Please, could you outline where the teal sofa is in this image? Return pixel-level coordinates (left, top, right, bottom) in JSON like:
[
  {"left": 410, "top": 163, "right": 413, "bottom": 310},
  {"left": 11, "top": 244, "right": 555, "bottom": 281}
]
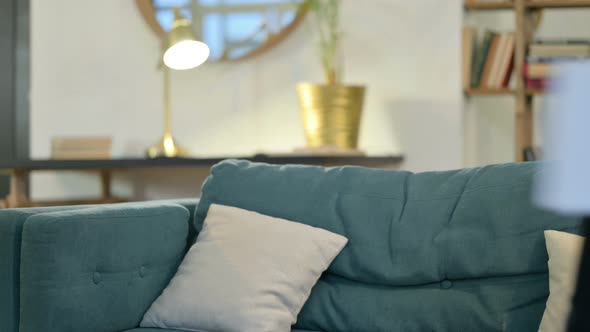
[{"left": 0, "top": 160, "right": 583, "bottom": 332}]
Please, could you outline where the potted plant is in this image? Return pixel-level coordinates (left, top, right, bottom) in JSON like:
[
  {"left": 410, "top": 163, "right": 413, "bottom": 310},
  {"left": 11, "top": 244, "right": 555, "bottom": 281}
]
[{"left": 297, "top": 0, "right": 366, "bottom": 150}]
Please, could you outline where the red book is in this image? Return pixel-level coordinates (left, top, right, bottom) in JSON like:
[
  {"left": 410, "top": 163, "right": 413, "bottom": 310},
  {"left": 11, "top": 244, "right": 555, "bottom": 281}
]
[
  {"left": 526, "top": 78, "right": 546, "bottom": 89},
  {"left": 498, "top": 33, "right": 515, "bottom": 88},
  {"left": 502, "top": 54, "right": 514, "bottom": 87}
]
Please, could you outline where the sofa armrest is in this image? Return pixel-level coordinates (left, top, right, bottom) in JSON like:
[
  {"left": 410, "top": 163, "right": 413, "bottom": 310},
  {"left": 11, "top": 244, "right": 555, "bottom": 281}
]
[
  {"left": 1, "top": 205, "right": 100, "bottom": 332},
  {"left": 19, "top": 203, "right": 189, "bottom": 332}
]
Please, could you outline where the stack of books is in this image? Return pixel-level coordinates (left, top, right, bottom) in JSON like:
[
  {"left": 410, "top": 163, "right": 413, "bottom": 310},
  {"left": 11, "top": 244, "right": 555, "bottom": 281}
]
[
  {"left": 464, "top": 28, "right": 516, "bottom": 90},
  {"left": 526, "top": 39, "right": 590, "bottom": 90},
  {"left": 51, "top": 137, "right": 112, "bottom": 160}
]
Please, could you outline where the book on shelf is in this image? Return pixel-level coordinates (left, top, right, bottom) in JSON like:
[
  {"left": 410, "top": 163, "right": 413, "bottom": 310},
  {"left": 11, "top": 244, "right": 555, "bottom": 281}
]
[
  {"left": 524, "top": 62, "right": 551, "bottom": 79},
  {"left": 470, "top": 30, "right": 495, "bottom": 88},
  {"left": 462, "top": 27, "right": 477, "bottom": 90},
  {"left": 529, "top": 43, "right": 590, "bottom": 58},
  {"left": 498, "top": 33, "right": 515, "bottom": 87},
  {"left": 525, "top": 40, "right": 590, "bottom": 87},
  {"left": 468, "top": 30, "right": 514, "bottom": 89},
  {"left": 486, "top": 32, "right": 515, "bottom": 88},
  {"left": 480, "top": 33, "right": 500, "bottom": 87}
]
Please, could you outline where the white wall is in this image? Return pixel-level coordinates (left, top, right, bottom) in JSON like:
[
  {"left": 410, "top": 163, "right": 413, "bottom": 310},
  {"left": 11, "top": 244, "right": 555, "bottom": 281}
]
[
  {"left": 464, "top": 8, "right": 590, "bottom": 167},
  {"left": 30, "top": 0, "right": 463, "bottom": 200}
]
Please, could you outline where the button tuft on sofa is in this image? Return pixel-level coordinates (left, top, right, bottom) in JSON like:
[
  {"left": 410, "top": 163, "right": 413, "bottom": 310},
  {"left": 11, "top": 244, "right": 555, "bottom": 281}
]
[
  {"left": 93, "top": 272, "right": 101, "bottom": 285},
  {"left": 440, "top": 279, "right": 453, "bottom": 289},
  {"left": 139, "top": 266, "right": 147, "bottom": 278}
]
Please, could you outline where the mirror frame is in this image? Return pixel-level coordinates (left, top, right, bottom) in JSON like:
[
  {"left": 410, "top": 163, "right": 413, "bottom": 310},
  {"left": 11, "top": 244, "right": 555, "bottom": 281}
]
[{"left": 135, "top": 0, "right": 309, "bottom": 62}]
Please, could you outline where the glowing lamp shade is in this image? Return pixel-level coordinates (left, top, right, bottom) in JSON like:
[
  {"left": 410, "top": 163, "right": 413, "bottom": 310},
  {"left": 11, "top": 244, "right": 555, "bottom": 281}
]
[
  {"left": 163, "top": 7, "right": 209, "bottom": 70},
  {"left": 163, "top": 40, "right": 209, "bottom": 70}
]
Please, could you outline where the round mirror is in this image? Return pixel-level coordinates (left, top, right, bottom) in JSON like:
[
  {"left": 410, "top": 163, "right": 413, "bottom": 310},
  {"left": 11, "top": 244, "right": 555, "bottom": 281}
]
[{"left": 136, "top": 0, "right": 308, "bottom": 62}]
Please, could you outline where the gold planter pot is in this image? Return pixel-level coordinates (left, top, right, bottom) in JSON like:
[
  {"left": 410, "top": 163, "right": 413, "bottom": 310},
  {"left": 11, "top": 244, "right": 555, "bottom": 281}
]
[{"left": 297, "top": 83, "right": 366, "bottom": 149}]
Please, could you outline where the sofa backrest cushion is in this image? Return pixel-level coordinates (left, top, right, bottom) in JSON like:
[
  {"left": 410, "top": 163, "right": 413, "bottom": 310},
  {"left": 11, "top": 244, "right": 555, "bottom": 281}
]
[{"left": 195, "top": 160, "right": 582, "bottom": 332}]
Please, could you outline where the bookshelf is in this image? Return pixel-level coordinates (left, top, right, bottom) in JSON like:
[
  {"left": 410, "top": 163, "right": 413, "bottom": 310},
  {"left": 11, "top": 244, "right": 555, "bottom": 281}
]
[
  {"left": 527, "top": 0, "right": 590, "bottom": 9},
  {"left": 464, "top": 0, "right": 590, "bottom": 161},
  {"left": 465, "top": 2, "right": 514, "bottom": 9},
  {"left": 465, "top": 0, "right": 590, "bottom": 10},
  {"left": 526, "top": 88, "right": 545, "bottom": 95},
  {"left": 465, "top": 88, "right": 515, "bottom": 95}
]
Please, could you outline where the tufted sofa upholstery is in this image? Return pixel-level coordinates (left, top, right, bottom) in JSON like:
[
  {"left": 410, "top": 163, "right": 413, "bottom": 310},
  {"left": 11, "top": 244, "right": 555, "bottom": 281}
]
[
  {"left": 195, "top": 160, "right": 583, "bottom": 331},
  {"left": 0, "top": 200, "right": 197, "bottom": 332},
  {"left": 0, "top": 160, "right": 583, "bottom": 332}
]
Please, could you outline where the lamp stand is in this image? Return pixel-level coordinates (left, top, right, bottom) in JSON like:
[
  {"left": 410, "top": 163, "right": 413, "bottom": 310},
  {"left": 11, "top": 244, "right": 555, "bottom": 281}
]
[{"left": 147, "top": 65, "right": 188, "bottom": 158}]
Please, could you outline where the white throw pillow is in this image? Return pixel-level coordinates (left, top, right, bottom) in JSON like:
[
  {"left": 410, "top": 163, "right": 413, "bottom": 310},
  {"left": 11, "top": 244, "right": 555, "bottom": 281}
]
[
  {"left": 141, "top": 204, "right": 348, "bottom": 332},
  {"left": 539, "top": 230, "right": 586, "bottom": 332}
]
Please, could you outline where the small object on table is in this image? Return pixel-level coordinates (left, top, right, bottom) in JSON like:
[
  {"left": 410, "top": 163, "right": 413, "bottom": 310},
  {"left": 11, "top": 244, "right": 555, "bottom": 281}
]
[
  {"left": 51, "top": 136, "right": 112, "bottom": 160},
  {"left": 292, "top": 146, "right": 366, "bottom": 156}
]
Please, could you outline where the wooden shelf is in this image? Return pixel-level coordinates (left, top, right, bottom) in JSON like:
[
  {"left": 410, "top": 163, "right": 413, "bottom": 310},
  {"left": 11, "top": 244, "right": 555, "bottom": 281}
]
[
  {"left": 526, "top": 89, "right": 545, "bottom": 95},
  {"left": 465, "top": 1, "right": 590, "bottom": 10},
  {"left": 527, "top": 0, "right": 590, "bottom": 8},
  {"left": 466, "top": 88, "right": 546, "bottom": 96},
  {"left": 464, "top": 1, "right": 514, "bottom": 10},
  {"left": 465, "top": 88, "right": 516, "bottom": 96}
]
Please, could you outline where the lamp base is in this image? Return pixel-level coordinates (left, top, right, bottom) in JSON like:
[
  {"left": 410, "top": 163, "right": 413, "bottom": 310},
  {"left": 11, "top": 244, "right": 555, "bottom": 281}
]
[{"left": 146, "top": 133, "right": 188, "bottom": 158}]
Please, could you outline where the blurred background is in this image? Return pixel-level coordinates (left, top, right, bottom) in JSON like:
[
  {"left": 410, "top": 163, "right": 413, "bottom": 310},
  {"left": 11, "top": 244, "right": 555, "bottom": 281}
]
[{"left": 1, "top": 0, "right": 589, "bottom": 206}]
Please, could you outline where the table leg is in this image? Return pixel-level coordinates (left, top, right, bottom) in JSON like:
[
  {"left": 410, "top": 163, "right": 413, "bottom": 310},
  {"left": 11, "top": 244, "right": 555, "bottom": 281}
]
[
  {"left": 100, "top": 170, "right": 112, "bottom": 201},
  {"left": 6, "top": 169, "right": 30, "bottom": 208}
]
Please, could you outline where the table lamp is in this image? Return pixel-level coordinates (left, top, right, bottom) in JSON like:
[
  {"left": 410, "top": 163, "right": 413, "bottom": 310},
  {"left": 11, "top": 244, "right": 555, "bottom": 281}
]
[
  {"left": 147, "top": 7, "right": 210, "bottom": 158},
  {"left": 534, "top": 61, "right": 590, "bottom": 331}
]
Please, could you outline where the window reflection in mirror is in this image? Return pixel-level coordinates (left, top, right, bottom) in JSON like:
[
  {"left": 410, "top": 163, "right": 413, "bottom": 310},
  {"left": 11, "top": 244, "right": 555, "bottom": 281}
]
[{"left": 152, "top": 0, "right": 305, "bottom": 61}]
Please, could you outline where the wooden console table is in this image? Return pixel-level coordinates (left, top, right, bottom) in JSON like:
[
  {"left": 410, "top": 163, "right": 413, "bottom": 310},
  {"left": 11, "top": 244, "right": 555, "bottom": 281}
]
[{"left": 0, "top": 155, "right": 403, "bottom": 208}]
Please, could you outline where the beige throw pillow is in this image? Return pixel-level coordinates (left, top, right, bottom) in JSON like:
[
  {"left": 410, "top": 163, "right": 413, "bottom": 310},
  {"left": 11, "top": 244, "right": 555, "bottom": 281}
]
[
  {"left": 539, "top": 230, "right": 586, "bottom": 332},
  {"left": 141, "top": 204, "right": 348, "bottom": 332}
]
